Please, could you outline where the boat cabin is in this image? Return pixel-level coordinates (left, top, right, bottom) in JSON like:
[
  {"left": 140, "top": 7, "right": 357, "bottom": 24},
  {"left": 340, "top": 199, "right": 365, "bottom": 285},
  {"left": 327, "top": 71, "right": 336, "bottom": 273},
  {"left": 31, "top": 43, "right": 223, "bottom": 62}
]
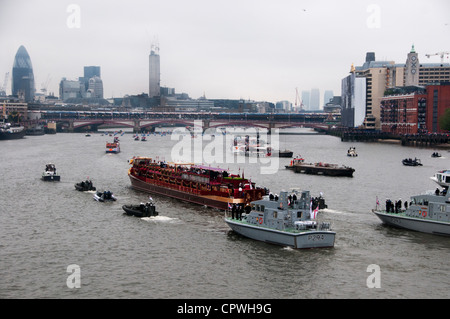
[{"left": 245, "top": 191, "right": 329, "bottom": 231}]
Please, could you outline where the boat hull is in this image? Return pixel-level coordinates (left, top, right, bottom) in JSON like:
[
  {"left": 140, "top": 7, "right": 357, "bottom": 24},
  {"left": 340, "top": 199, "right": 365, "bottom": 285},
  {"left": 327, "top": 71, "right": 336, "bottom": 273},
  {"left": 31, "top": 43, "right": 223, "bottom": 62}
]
[
  {"left": 278, "top": 151, "right": 293, "bottom": 158},
  {"left": 372, "top": 210, "right": 450, "bottom": 236},
  {"left": 122, "top": 205, "right": 158, "bottom": 217},
  {"left": 294, "top": 164, "right": 354, "bottom": 177},
  {"left": 225, "top": 218, "right": 335, "bottom": 248},
  {"left": 42, "top": 175, "right": 60, "bottom": 181},
  {"left": 129, "top": 173, "right": 240, "bottom": 210},
  {"left": 0, "top": 128, "right": 26, "bottom": 140}
]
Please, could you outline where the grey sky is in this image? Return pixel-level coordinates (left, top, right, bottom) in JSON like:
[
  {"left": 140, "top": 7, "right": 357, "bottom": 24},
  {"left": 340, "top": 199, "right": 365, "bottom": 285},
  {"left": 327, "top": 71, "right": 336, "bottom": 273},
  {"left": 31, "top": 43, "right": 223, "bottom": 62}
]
[{"left": 1, "top": 0, "right": 449, "bottom": 105}]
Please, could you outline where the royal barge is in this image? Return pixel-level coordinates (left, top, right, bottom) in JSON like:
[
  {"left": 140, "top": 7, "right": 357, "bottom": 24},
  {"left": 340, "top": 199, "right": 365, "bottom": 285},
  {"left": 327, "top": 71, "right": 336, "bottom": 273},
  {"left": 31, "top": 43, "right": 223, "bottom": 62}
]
[{"left": 128, "top": 157, "right": 268, "bottom": 210}]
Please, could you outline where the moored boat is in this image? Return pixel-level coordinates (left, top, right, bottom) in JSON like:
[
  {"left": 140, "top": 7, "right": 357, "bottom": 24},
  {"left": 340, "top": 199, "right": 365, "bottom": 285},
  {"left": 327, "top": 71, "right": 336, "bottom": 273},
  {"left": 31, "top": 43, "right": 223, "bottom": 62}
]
[
  {"left": 0, "top": 122, "right": 26, "bottom": 140},
  {"left": 225, "top": 190, "right": 335, "bottom": 248},
  {"left": 128, "top": 157, "right": 268, "bottom": 210},
  {"left": 293, "top": 162, "right": 355, "bottom": 177},
  {"left": 42, "top": 163, "right": 60, "bottom": 181}
]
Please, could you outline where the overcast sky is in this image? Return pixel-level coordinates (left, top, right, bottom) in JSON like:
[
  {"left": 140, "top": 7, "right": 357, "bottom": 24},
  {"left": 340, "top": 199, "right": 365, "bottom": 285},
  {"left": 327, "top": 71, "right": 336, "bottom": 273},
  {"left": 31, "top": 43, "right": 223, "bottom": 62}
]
[{"left": 1, "top": 0, "right": 449, "bottom": 105}]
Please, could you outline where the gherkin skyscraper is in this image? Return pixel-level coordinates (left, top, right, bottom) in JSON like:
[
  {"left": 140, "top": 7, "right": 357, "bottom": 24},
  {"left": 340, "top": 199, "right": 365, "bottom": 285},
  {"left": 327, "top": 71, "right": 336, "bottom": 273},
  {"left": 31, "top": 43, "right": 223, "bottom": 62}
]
[{"left": 12, "top": 45, "right": 35, "bottom": 102}]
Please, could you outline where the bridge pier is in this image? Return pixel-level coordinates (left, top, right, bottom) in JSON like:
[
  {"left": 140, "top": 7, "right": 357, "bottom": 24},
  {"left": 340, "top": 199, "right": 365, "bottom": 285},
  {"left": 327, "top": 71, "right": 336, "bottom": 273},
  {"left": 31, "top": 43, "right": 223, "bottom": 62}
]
[
  {"left": 68, "top": 119, "right": 74, "bottom": 133},
  {"left": 133, "top": 119, "right": 140, "bottom": 133}
]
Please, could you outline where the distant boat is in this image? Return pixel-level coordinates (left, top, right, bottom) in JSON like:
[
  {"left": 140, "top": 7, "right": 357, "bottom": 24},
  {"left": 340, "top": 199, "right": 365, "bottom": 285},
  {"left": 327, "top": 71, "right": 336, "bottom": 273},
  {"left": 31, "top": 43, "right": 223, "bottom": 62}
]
[
  {"left": 431, "top": 152, "right": 442, "bottom": 158},
  {"left": 106, "top": 141, "right": 120, "bottom": 153},
  {"left": 294, "top": 162, "right": 355, "bottom": 177},
  {"left": 93, "top": 190, "right": 117, "bottom": 202},
  {"left": 402, "top": 158, "right": 422, "bottom": 166},
  {"left": 42, "top": 163, "right": 60, "bottom": 181},
  {"left": 347, "top": 147, "right": 358, "bottom": 157},
  {"left": 0, "top": 122, "right": 26, "bottom": 140},
  {"left": 285, "top": 156, "right": 305, "bottom": 170}
]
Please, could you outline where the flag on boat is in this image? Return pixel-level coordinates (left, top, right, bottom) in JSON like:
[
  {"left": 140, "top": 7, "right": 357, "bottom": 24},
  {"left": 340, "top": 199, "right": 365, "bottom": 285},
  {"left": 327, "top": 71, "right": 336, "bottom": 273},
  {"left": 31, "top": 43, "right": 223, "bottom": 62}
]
[{"left": 310, "top": 200, "right": 319, "bottom": 219}]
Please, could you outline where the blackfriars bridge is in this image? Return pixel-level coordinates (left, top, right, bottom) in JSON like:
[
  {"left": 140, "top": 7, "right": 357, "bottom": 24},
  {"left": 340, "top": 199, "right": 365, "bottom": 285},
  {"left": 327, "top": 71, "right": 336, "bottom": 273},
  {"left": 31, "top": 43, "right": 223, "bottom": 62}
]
[{"left": 38, "top": 111, "right": 337, "bottom": 133}]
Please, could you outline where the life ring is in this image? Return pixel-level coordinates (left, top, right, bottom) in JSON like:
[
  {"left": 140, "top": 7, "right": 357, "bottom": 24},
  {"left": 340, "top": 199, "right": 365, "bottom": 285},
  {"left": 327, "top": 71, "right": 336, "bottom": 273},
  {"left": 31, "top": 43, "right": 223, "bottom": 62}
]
[
  {"left": 259, "top": 218, "right": 263, "bottom": 224},
  {"left": 422, "top": 211, "right": 427, "bottom": 218}
]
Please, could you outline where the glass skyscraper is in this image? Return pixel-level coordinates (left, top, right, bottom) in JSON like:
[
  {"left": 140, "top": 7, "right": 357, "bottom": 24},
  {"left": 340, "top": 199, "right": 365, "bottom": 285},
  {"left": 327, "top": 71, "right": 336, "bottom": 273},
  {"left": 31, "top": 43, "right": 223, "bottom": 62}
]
[{"left": 12, "top": 45, "right": 35, "bottom": 102}]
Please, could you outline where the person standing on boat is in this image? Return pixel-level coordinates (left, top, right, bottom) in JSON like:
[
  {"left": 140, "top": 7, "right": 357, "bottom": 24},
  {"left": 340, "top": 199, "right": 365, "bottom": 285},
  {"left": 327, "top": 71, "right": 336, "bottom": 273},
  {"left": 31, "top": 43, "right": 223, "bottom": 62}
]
[{"left": 231, "top": 204, "right": 236, "bottom": 219}]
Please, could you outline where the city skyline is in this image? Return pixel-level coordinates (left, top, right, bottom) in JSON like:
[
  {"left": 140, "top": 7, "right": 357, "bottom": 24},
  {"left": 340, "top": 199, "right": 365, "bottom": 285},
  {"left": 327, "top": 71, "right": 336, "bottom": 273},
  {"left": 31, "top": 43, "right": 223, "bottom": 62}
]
[{"left": 1, "top": 0, "right": 449, "bottom": 104}]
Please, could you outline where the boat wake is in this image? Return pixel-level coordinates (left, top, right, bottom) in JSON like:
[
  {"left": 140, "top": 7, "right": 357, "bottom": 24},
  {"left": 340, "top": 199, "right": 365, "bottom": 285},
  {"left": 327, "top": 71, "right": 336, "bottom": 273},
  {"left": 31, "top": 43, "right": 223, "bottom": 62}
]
[
  {"left": 321, "top": 208, "right": 353, "bottom": 216},
  {"left": 141, "top": 216, "right": 180, "bottom": 223}
]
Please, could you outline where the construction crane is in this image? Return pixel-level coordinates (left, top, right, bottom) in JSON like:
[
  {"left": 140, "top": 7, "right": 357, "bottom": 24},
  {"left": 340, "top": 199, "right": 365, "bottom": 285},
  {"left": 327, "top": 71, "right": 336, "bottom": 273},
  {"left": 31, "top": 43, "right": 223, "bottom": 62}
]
[
  {"left": 295, "top": 88, "right": 303, "bottom": 111},
  {"left": 0, "top": 72, "right": 9, "bottom": 96},
  {"left": 40, "top": 74, "right": 51, "bottom": 95},
  {"left": 425, "top": 52, "right": 450, "bottom": 63}
]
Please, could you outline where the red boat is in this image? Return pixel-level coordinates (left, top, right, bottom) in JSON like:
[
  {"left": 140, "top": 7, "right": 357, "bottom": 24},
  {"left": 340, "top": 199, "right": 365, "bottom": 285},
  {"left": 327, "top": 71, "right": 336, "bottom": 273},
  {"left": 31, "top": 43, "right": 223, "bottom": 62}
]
[{"left": 128, "top": 157, "right": 268, "bottom": 210}]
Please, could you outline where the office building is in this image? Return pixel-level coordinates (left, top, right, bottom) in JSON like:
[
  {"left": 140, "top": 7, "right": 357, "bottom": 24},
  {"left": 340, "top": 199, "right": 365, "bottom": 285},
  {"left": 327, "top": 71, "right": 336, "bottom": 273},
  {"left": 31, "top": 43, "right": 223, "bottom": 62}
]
[
  {"left": 59, "top": 78, "right": 84, "bottom": 101},
  {"left": 380, "top": 84, "right": 450, "bottom": 134},
  {"left": 149, "top": 46, "right": 161, "bottom": 98},
  {"left": 310, "top": 88, "right": 320, "bottom": 110},
  {"left": 81, "top": 66, "right": 101, "bottom": 91},
  {"left": 88, "top": 76, "right": 103, "bottom": 99},
  {"left": 12, "top": 45, "right": 35, "bottom": 102},
  {"left": 341, "top": 70, "right": 366, "bottom": 128},
  {"left": 301, "top": 91, "right": 310, "bottom": 110},
  {"left": 324, "top": 90, "right": 334, "bottom": 105}
]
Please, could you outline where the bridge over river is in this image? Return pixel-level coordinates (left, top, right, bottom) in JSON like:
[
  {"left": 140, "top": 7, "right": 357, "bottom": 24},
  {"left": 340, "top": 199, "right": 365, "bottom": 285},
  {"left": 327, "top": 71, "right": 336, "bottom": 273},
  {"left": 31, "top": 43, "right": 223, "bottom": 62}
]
[{"left": 37, "top": 111, "right": 337, "bottom": 133}]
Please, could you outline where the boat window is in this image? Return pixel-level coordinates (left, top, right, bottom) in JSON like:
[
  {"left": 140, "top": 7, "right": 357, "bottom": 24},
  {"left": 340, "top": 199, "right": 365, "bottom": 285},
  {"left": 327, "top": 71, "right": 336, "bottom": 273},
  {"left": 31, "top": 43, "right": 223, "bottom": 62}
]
[
  {"left": 273, "top": 212, "right": 277, "bottom": 219},
  {"left": 440, "top": 205, "right": 446, "bottom": 212},
  {"left": 255, "top": 205, "right": 260, "bottom": 211},
  {"left": 297, "top": 211, "right": 302, "bottom": 218},
  {"left": 260, "top": 205, "right": 265, "bottom": 212},
  {"left": 446, "top": 176, "right": 450, "bottom": 183},
  {"left": 251, "top": 204, "right": 256, "bottom": 211}
]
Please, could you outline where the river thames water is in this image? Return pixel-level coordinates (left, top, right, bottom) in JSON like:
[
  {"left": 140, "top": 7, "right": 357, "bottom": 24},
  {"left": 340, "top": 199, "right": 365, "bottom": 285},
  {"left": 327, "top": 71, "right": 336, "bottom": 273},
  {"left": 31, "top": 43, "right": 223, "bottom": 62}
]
[{"left": 0, "top": 128, "right": 449, "bottom": 300}]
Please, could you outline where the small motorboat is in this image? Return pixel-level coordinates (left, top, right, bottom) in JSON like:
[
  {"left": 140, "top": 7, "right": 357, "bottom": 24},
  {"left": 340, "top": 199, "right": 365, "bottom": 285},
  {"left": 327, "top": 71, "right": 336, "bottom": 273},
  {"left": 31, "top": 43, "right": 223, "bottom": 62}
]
[
  {"left": 93, "top": 190, "right": 117, "bottom": 202},
  {"left": 431, "top": 152, "right": 442, "bottom": 158},
  {"left": 347, "top": 147, "right": 358, "bottom": 157},
  {"left": 42, "top": 163, "right": 60, "bottom": 181},
  {"left": 402, "top": 158, "right": 423, "bottom": 166},
  {"left": 277, "top": 149, "right": 293, "bottom": 157},
  {"left": 75, "top": 179, "right": 96, "bottom": 192},
  {"left": 122, "top": 200, "right": 158, "bottom": 217}
]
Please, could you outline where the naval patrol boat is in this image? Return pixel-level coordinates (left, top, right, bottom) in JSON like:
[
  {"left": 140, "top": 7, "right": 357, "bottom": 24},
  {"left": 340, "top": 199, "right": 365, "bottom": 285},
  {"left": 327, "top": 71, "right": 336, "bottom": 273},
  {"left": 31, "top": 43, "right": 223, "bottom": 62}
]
[
  {"left": 225, "top": 190, "right": 335, "bottom": 249},
  {"left": 372, "top": 170, "right": 450, "bottom": 236}
]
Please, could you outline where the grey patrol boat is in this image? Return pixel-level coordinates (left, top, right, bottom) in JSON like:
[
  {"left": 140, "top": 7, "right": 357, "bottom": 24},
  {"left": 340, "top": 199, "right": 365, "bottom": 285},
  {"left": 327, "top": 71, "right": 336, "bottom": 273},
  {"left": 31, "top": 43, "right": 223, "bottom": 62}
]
[
  {"left": 372, "top": 171, "right": 450, "bottom": 236},
  {"left": 225, "top": 190, "right": 335, "bottom": 249}
]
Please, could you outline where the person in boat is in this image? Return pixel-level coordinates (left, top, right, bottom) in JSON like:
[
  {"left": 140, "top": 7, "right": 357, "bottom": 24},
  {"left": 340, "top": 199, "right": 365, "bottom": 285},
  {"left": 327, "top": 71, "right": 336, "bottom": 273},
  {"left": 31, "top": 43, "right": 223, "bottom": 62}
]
[{"left": 231, "top": 204, "right": 237, "bottom": 219}]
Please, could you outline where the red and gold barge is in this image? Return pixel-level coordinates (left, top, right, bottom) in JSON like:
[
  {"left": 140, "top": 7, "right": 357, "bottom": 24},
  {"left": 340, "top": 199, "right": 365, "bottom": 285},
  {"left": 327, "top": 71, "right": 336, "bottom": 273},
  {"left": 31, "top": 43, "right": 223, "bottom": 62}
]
[{"left": 128, "top": 157, "right": 267, "bottom": 210}]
